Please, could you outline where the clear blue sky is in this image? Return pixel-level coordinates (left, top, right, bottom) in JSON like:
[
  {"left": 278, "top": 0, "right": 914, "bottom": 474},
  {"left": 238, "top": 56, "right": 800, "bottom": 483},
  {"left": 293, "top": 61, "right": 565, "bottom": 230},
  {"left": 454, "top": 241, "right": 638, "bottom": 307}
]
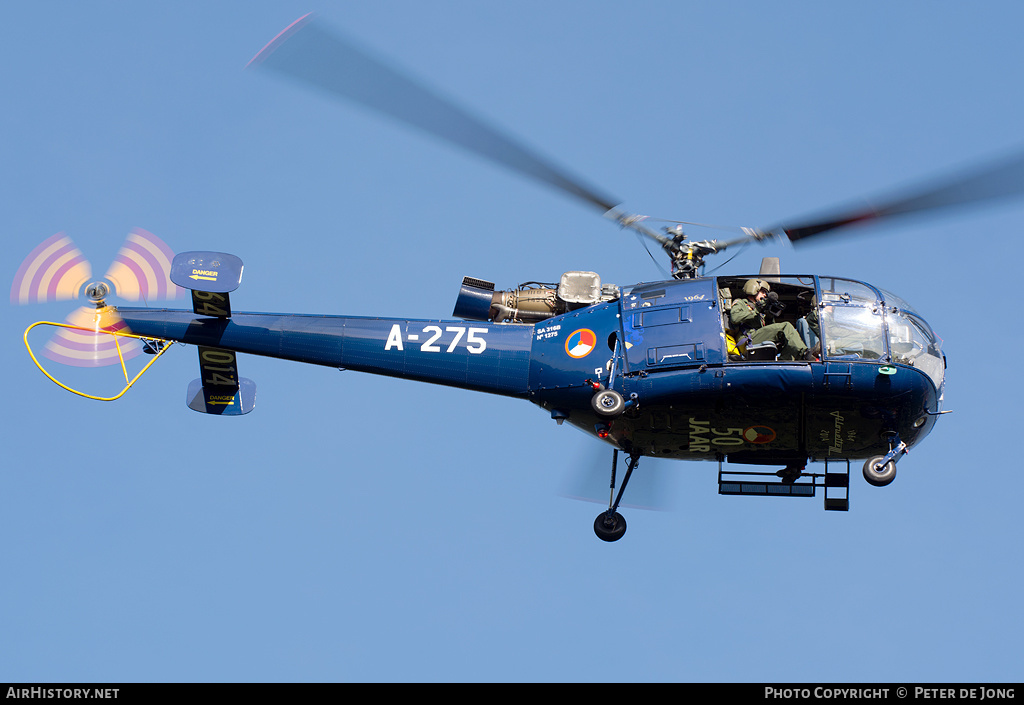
[{"left": 3, "top": 1, "right": 1022, "bottom": 682}]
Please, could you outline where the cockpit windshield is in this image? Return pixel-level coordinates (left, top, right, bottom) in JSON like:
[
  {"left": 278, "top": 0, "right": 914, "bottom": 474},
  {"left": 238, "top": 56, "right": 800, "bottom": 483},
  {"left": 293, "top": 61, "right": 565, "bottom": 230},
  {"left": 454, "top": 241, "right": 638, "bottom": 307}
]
[
  {"left": 820, "top": 278, "right": 944, "bottom": 390},
  {"left": 880, "top": 288, "right": 944, "bottom": 391},
  {"left": 877, "top": 287, "right": 919, "bottom": 316},
  {"left": 718, "top": 275, "right": 944, "bottom": 392}
]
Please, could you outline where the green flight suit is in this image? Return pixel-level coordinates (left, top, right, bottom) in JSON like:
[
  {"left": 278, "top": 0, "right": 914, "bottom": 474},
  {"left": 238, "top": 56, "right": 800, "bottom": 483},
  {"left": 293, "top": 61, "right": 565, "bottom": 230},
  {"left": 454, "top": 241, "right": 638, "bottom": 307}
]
[{"left": 729, "top": 298, "right": 809, "bottom": 360}]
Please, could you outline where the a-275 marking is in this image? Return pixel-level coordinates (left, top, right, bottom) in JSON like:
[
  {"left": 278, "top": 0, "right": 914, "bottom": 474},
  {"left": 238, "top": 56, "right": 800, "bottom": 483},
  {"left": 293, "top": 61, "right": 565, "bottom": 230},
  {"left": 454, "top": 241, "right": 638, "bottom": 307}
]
[{"left": 384, "top": 324, "right": 488, "bottom": 354}]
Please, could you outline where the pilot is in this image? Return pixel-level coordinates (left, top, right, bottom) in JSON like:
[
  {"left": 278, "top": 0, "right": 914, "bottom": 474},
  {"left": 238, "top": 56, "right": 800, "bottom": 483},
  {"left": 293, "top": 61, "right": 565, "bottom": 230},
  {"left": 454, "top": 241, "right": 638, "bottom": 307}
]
[{"left": 730, "top": 279, "right": 816, "bottom": 361}]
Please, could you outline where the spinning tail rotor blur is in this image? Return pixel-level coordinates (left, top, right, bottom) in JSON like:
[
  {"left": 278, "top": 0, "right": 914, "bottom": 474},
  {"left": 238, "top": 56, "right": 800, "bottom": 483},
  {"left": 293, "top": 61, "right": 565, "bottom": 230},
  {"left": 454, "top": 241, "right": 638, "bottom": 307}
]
[{"left": 12, "top": 229, "right": 182, "bottom": 367}]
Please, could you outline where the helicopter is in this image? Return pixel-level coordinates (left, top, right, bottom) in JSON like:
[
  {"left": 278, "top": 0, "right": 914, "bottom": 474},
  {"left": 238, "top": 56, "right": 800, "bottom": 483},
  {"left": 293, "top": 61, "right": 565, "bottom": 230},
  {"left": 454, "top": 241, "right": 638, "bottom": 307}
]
[{"left": 15, "top": 14, "right": 1024, "bottom": 542}]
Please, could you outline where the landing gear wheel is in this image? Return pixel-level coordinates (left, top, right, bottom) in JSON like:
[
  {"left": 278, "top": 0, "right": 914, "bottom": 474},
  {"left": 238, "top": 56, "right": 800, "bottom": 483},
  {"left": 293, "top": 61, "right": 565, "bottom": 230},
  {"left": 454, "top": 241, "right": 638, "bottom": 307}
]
[
  {"left": 594, "top": 511, "right": 627, "bottom": 542},
  {"left": 863, "top": 455, "right": 897, "bottom": 487},
  {"left": 591, "top": 389, "right": 625, "bottom": 418}
]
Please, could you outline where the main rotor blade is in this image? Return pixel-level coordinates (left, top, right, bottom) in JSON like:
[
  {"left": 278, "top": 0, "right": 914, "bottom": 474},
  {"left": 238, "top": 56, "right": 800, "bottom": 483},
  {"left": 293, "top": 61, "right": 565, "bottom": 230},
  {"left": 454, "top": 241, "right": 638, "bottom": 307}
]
[
  {"left": 776, "top": 149, "right": 1024, "bottom": 244},
  {"left": 249, "top": 14, "right": 619, "bottom": 214}
]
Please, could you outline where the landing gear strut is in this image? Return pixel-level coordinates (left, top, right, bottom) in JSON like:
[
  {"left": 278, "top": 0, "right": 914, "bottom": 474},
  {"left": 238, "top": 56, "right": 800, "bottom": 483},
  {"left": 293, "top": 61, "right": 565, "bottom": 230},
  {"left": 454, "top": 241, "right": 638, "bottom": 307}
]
[{"left": 594, "top": 448, "right": 641, "bottom": 542}]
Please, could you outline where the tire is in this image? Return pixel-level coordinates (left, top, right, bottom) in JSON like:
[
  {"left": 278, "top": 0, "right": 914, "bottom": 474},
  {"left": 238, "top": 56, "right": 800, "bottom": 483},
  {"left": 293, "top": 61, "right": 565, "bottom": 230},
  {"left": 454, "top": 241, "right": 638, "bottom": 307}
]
[
  {"left": 863, "top": 455, "right": 897, "bottom": 487},
  {"left": 594, "top": 511, "right": 627, "bottom": 542},
  {"left": 591, "top": 389, "right": 625, "bottom": 418}
]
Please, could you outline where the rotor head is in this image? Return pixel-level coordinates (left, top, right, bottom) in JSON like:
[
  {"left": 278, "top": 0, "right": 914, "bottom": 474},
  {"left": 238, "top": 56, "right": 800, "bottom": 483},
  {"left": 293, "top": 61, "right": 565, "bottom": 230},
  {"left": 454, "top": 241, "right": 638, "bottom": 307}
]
[{"left": 85, "top": 281, "right": 110, "bottom": 305}]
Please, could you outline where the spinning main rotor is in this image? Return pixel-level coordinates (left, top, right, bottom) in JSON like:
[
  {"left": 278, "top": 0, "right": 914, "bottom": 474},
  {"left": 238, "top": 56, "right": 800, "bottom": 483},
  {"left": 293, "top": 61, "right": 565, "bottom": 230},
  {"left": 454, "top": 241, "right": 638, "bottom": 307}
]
[{"left": 250, "top": 13, "right": 1024, "bottom": 278}]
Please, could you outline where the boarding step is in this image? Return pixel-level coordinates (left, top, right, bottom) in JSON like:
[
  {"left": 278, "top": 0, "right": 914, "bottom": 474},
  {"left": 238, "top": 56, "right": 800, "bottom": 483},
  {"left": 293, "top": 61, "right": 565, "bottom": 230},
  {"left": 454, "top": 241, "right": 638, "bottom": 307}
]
[{"left": 718, "top": 460, "right": 850, "bottom": 512}]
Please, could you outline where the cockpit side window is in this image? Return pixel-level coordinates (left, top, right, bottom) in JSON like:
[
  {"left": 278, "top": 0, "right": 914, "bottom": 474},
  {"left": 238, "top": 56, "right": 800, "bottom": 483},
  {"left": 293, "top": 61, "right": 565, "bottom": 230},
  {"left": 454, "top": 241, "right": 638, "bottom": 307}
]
[
  {"left": 820, "top": 306, "right": 887, "bottom": 359},
  {"left": 817, "top": 278, "right": 887, "bottom": 360}
]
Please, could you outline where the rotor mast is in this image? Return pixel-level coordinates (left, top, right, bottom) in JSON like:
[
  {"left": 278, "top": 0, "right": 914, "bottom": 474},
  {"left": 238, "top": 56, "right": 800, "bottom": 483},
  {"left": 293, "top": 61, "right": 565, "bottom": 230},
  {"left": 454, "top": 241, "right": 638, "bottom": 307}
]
[{"left": 605, "top": 208, "right": 773, "bottom": 279}]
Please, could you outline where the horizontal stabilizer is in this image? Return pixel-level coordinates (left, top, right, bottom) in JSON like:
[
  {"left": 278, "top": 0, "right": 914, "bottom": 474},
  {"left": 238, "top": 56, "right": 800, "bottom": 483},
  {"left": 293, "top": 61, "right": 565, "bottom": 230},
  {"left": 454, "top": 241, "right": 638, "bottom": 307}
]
[
  {"left": 170, "top": 251, "right": 244, "bottom": 293},
  {"left": 187, "top": 377, "right": 256, "bottom": 415},
  {"left": 170, "top": 251, "right": 243, "bottom": 318}
]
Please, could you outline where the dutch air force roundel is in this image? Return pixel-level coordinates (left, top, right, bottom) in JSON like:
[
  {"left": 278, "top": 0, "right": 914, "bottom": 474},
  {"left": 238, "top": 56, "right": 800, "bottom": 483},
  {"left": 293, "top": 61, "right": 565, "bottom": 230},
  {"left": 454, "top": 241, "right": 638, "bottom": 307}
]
[
  {"left": 565, "top": 328, "right": 597, "bottom": 358},
  {"left": 743, "top": 425, "right": 777, "bottom": 444}
]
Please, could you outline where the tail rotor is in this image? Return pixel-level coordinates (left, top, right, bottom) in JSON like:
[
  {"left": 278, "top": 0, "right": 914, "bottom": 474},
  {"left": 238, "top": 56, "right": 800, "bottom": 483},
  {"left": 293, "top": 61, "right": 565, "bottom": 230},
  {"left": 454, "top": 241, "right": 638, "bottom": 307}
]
[{"left": 12, "top": 228, "right": 182, "bottom": 367}]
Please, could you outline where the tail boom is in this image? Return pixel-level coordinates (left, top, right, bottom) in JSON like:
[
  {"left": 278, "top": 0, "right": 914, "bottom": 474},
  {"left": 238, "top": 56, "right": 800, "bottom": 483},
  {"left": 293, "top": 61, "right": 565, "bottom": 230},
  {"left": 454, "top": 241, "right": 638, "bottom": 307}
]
[{"left": 117, "top": 308, "right": 533, "bottom": 397}]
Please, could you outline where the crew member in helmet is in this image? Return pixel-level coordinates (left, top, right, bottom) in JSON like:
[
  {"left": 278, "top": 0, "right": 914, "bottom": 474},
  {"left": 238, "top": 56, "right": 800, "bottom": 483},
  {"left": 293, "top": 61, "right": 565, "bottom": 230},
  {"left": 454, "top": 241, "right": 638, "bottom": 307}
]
[{"left": 730, "top": 279, "right": 816, "bottom": 361}]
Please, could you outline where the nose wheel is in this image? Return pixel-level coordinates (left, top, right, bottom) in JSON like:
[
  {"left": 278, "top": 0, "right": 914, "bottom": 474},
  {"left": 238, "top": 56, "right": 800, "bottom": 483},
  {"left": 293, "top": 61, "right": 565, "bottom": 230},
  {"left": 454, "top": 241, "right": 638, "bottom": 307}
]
[
  {"left": 863, "top": 456, "right": 897, "bottom": 486},
  {"left": 593, "top": 448, "right": 641, "bottom": 542},
  {"left": 862, "top": 434, "right": 907, "bottom": 487}
]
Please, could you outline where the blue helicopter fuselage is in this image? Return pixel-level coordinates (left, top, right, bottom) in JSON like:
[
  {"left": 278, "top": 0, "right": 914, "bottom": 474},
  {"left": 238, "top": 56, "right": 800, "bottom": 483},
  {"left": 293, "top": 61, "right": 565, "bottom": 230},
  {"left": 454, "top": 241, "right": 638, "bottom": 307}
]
[{"left": 117, "top": 273, "right": 944, "bottom": 467}]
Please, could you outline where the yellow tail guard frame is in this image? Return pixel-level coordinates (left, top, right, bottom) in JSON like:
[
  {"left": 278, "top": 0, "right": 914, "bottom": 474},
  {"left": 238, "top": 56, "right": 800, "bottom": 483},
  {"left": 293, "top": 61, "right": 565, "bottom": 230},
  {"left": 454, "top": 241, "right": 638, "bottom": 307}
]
[{"left": 24, "top": 318, "right": 172, "bottom": 401}]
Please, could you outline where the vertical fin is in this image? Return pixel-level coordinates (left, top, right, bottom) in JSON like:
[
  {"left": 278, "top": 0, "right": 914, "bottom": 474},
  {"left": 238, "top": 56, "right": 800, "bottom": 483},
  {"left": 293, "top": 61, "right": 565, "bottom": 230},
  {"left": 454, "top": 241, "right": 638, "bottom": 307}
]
[{"left": 186, "top": 346, "right": 256, "bottom": 415}]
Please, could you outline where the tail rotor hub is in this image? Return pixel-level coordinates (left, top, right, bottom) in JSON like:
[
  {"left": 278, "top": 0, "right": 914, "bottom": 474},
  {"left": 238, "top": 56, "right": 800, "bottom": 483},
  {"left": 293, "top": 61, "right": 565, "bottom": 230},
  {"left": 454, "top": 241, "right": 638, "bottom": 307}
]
[{"left": 85, "top": 281, "right": 110, "bottom": 305}]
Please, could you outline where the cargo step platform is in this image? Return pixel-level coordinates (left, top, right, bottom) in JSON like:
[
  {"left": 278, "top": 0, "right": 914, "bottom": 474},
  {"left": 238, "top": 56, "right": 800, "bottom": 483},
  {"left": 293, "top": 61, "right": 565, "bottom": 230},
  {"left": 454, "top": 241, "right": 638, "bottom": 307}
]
[{"left": 718, "top": 460, "right": 850, "bottom": 511}]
